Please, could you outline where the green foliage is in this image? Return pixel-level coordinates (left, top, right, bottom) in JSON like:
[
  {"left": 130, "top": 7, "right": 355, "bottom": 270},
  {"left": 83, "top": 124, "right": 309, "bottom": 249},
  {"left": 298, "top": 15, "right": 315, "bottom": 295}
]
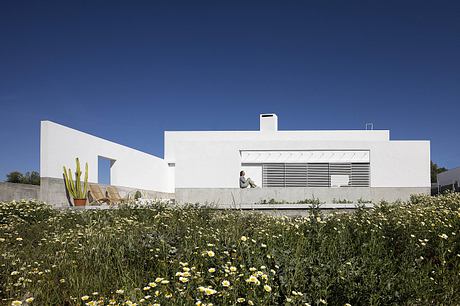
[
  {"left": 357, "top": 198, "right": 373, "bottom": 204},
  {"left": 1, "top": 194, "right": 460, "bottom": 305},
  {"left": 431, "top": 161, "right": 448, "bottom": 183},
  {"left": 296, "top": 197, "right": 323, "bottom": 204},
  {"left": 134, "top": 190, "right": 142, "bottom": 200},
  {"left": 22, "top": 171, "right": 40, "bottom": 185},
  {"left": 332, "top": 198, "right": 353, "bottom": 204},
  {"left": 63, "top": 158, "right": 88, "bottom": 200},
  {"left": 259, "top": 197, "right": 323, "bottom": 204},
  {"left": 6, "top": 171, "right": 23, "bottom": 183},
  {"left": 260, "top": 198, "right": 283, "bottom": 204},
  {"left": 5, "top": 171, "right": 40, "bottom": 185}
]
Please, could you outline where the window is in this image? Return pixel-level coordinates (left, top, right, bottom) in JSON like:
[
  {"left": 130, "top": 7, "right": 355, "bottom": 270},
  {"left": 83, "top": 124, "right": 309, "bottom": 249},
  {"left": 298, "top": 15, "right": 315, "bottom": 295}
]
[{"left": 262, "top": 163, "right": 370, "bottom": 187}]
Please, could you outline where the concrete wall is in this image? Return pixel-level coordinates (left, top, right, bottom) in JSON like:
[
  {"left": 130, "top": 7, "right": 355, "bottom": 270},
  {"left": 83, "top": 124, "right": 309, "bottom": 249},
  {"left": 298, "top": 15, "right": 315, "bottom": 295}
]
[
  {"left": 41, "top": 121, "right": 173, "bottom": 192},
  {"left": 39, "top": 177, "right": 174, "bottom": 207},
  {"left": 165, "top": 132, "right": 430, "bottom": 189},
  {"left": 0, "top": 182, "right": 40, "bottom": 201},
  {"left": 175, "top": 187, "right": 430, "bottom": 205}
]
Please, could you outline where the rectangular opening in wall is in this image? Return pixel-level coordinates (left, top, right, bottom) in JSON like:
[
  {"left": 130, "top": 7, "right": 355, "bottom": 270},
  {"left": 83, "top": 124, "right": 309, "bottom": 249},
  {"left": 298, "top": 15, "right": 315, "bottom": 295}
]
[
  {"left": 98, "top": 156, "right": 115, "bottom": 185},
  {"left": 261, "top": 162, "right": 370, "bottom": 187}
]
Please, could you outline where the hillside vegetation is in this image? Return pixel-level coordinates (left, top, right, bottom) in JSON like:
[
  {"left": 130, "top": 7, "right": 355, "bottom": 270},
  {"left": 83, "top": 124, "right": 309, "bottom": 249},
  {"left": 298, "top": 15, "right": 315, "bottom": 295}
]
[{"left": 1, "top": 193, "right": 459, "bottom": 305}]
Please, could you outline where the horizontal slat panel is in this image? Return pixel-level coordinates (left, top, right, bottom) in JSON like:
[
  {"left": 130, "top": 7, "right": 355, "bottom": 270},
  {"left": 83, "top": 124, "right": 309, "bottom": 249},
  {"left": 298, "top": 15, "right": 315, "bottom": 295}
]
[
  {"left": 307, "top": 163, "right": 329, "bottom": 187},
  {"left": 262, "top": 162, "right": 370, "bottom": 188},
  {"left": 351, "top": 163, "right": 370, "bottom": 187},
  {"left": 286, "top": 163, "right": 307, "bottom": 187}
]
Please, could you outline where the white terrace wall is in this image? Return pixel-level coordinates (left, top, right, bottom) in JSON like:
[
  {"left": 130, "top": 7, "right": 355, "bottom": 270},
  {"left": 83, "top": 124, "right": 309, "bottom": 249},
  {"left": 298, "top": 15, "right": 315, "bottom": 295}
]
[{"left": 40, "top": 121, "right": 173, "bottom": 193}]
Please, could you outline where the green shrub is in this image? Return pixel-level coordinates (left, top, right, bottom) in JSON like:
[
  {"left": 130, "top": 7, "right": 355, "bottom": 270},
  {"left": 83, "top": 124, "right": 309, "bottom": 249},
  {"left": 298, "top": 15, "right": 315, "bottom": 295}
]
[
  {"left": 5, "top": 171, "right": 40, "bottom": 185},
  {"left": 332, "top": 198, "right": 353, "bottom": 204},
  {"left": 134, "top": 190, "right": 142, "bottom": 200}
]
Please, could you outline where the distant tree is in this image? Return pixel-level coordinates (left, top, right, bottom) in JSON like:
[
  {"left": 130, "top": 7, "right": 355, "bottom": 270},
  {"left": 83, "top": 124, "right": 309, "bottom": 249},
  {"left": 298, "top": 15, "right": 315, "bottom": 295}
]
[
  {"left": 22, "top": 171, "right": 40, "bottom": 185},
  {"left": 431, "top": 161, "right": 448, "bottom": 183},
  {"left": 6, "top": 171, "right": 24, "bottom": 183},
  {"left": 5, "top": 171, "right": 40, "bottom": 185}
]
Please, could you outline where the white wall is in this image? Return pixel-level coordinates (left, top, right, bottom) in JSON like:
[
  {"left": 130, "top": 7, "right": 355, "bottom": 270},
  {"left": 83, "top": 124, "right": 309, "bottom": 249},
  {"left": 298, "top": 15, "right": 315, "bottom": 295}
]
[
  {"left": 40, "top": 120, "right": 430, "bottom": 193},
  {"left": 40, "top": 121, "right": 173, "bottom": 192},
  {"left": 165, "top": 130, "right": 390, "bottom": 162},
  {"left": 165, "top": 131, "right": 430, "bottom": 189}
]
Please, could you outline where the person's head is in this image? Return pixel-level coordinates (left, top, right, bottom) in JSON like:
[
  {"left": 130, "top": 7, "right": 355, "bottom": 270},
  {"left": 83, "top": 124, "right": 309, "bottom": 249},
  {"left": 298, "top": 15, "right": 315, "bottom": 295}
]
[{"left": 240, "top": 170, "right": 245, "bottom": 177}]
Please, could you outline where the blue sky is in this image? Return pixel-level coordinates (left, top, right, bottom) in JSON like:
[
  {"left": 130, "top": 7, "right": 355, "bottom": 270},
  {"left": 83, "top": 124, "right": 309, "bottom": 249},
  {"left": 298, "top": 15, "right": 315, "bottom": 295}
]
[{"left": 0, "top": 0, "right": 459, "bottom": 182}]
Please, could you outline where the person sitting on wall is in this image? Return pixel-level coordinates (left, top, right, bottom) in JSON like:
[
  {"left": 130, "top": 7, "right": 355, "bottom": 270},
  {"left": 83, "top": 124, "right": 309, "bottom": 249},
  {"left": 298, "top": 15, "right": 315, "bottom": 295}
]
[{"left": 240, "top": 170, "right": 257, "bottom": 188}]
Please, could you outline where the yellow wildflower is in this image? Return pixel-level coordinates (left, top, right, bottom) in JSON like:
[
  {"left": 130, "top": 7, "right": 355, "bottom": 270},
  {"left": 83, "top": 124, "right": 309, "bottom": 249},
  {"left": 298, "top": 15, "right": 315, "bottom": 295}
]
[
  {"left": 81, "top": 295, "right": 90, "bottom": 301},
  {"left": 179, "top": 277, "right": 189, "bottom": 283}
]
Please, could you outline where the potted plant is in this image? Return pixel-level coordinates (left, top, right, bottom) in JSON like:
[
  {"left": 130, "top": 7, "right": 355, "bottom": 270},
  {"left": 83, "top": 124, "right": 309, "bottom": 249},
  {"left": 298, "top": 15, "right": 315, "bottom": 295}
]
[{"left": 63, "top": 158, "right": 89, "bottom": 206}]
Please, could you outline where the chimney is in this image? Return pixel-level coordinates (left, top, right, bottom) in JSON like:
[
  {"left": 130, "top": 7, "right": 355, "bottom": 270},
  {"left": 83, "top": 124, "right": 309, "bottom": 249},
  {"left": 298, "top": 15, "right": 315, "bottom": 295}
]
[{"left": 260, "top": 113, "right": 278, "bottom": 132}]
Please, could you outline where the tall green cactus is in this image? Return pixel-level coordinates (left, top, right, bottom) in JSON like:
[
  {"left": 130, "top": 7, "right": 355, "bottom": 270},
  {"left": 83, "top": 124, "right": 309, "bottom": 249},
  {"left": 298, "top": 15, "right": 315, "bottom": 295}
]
[{"left": 63, "top": 158, "right": 88, "bottom": 200}]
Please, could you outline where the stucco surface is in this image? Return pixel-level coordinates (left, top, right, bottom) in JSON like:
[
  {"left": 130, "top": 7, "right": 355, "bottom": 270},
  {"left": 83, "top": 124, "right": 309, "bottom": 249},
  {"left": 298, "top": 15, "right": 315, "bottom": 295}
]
[
  {"left": 165, "top": 132, "right": 430, "bottom": 189},
  {"left": 41, "top": 121, "right": 173, "bottom": 192}
]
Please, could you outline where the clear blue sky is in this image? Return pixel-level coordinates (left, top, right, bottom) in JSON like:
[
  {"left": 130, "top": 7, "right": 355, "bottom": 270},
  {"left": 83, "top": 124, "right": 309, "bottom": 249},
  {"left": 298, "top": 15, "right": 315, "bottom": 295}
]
[{"left": 1, "top": 0, "right": 459, "bottom": 182}]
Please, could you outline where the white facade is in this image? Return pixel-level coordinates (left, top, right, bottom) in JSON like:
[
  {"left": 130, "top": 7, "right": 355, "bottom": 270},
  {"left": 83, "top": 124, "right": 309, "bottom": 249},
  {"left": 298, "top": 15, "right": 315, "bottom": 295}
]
[
  {"left": 40, "top": 121, "right": 173, "bottom": 192},
  {"left": 40, "top": 114, "right": 431, "bottom": 199},
  {"left": 165, "top": 115, "right": 430, "bottom": 189}
]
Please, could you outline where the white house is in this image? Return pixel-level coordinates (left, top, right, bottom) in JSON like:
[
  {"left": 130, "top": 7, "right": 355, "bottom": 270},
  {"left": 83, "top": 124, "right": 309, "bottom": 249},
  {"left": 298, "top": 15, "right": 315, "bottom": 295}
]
[{"left": 40, "top": 114, "right": 430, "bottom": 205}]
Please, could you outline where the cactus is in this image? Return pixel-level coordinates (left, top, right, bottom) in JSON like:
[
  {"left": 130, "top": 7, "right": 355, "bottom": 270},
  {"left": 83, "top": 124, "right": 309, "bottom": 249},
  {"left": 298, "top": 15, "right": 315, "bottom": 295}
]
[{"left": 63, "top": 158, "right": 88, "bottom": 200}]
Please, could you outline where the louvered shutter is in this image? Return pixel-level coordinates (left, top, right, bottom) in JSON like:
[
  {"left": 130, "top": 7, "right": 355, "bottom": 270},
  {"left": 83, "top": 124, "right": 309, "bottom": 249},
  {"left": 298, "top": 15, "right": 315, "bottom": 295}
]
[
  {"left": 262, "top": 162, "right": 370, "bottom": 188},
  {"left": 263, "top": 164, "right": 285, "bottom": 187},
  {"left": 306, "top": 163, "right": 330, "bottom": 187},
  {"left": 285, "top": 163, "right": 308, "bottom": 187},
  {"left": 351, "top": 163, "right": 370, "bottom": 187}
]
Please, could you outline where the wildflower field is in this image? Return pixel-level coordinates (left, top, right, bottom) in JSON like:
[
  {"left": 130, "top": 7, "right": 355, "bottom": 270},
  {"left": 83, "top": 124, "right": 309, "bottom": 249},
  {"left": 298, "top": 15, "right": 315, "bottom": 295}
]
[{"left": 1, "top": 194, "right": 459, "bottom": 306}]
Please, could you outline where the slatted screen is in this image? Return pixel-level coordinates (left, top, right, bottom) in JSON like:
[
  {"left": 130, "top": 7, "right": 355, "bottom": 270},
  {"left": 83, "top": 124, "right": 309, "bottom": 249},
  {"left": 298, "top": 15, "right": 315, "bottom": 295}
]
[
  {"left": 262, "top": 163, "right": 370, "bottom": 187},
  {"left": 306, "top": 163, "right": 330, "bottom": 187},
  {"left": 285, "top": 163, "right": 308, "bottom": 187},
  {"left": 350, "top": 163, "right": 370, "bottom": 187},
  {"left": 262, "top": 163, "right": 285, "bottom": 187}
]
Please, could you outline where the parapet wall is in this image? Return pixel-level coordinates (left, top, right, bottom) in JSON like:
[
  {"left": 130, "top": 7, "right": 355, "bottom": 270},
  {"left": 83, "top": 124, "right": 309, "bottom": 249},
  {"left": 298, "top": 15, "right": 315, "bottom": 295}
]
[
  {"left": 40, "top": 177, "right": 174, "bottom": 207},
  {"left": 0, "top": 179, "right": 174, "bottom": 207},
  {"left": 175, "top": 187, "right": 430, "bottom": 205},
  {"left": 0, "top": 182, "right": 40, "bottom": 202}
]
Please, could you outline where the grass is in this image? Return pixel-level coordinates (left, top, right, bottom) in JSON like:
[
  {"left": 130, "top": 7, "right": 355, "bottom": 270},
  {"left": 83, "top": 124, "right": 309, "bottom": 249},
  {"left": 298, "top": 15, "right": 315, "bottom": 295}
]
[{"left": 1, "top": 193, "right": 459, "bottom": 305}]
